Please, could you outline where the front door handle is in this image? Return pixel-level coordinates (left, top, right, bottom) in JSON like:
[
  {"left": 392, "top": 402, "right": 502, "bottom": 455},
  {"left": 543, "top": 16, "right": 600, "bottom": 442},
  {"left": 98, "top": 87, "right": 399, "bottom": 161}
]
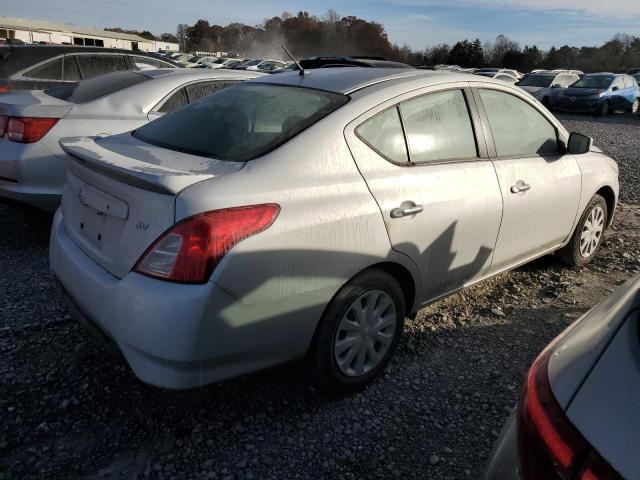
[
  {"left": 510, "top": 181, "right": 531, "bottom": 194},
  {"left": 390, "top": 205, "right": 424, "bottom": 218}
]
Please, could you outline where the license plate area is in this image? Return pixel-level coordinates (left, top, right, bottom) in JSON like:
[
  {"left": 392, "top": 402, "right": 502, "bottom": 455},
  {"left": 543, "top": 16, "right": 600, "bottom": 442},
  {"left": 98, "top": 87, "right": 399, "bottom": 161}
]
[{"left": 78, "top": 206, "right": 107, "bottom": 249}]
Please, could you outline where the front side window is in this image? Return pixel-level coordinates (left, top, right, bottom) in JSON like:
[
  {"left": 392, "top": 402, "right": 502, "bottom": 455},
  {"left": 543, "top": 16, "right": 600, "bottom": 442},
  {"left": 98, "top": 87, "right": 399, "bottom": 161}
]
[
  {"left": 613, "top": 76, "right": 625, "bottom": 90},
  {"left": 134, "top": 84, "right": 349, "bottom": 162},
  {"left": 479, "top": 89, "right": 558, "bottom": 158},
  {"left": 356, "top": 107, "right": 408, "bottom": 163},
  {"left": 399, "top": 89, "right": 477, "bottom": 163},
  {"left": 76, "top": 54, "right": 128, "bottom": 79},
  {"left": 24, "top": 58, "right": 62, "bottom": 80}
]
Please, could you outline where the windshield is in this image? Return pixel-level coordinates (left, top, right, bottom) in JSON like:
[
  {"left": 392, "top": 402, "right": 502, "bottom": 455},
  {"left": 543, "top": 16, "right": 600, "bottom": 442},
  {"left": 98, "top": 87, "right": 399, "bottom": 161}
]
[
  {"left": 133, "top": 84, "right": 349, "bottom": 162},
  {"left": 45, "top": 71, "right": 149, "bottom": 103},
  {"left": 518, "top": 75, "right": 553, "bottom": 88},
  {"left": 570, "top": 76, "right": 613, "bottom": 89}
]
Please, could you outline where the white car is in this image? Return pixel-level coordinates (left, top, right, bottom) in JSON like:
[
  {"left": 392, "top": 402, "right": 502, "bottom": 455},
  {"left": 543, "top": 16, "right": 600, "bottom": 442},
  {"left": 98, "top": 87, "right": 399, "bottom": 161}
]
[
  {"left": 50, "top": 69, "right": 618, "bottom": 393},
  {"left": 0, "top": 69, "right": 263, "bottom": 210},
  {"left": 245, "top": 60, "right": 286, "bottom": 72}
]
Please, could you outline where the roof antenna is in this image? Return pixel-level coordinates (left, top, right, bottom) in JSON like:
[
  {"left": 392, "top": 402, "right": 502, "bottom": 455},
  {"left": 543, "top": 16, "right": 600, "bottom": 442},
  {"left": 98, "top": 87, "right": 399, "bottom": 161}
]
[{"left": 282, "top": 45, "right": 307, "bottom": 76}]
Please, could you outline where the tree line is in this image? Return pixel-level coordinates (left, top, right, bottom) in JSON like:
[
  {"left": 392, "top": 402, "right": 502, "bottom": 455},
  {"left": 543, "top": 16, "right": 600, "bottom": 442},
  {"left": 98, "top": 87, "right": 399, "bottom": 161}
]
[{"left": 110, "top": 10, "right": 640, "bottom": 72}]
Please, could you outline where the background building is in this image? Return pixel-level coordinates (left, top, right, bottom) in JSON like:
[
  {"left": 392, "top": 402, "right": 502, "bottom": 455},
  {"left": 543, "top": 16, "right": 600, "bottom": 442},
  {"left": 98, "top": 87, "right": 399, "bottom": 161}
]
[{"left": 0, "top": 16, "right": 179, "bottom": 52}]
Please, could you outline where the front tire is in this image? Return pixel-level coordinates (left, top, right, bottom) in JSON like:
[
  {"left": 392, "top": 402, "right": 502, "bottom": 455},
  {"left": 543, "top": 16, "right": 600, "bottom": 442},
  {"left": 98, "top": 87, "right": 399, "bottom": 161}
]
[
  {"left": 598, "top": 102, "right": 610, "bottom": 117},
  {"left": 558, "top": 194, "right": 608, "bottom": 267},
  {"left": 630, "top": 99, "right": 639, "bottom": 114},
  {"left": 306, "top": 269, "right": 406, "bottom": 393}
]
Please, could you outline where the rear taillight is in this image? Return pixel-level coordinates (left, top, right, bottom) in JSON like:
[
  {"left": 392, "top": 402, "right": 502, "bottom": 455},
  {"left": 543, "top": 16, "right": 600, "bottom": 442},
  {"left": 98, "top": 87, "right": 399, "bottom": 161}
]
[
  {"left": 518, "top": 346, "right": 622, "bottom": 480},
  {"left": 134, "top": 204, "right": 280, "bottom": 284},
  {"left": 0, "top": 115, "right": 6, "bottom": 137},
  {"left": 0, "top": 86, "right": 10, "bottom": 94},
  {"left": 6, "top": 117, "right": 59, "bottom": 143}
]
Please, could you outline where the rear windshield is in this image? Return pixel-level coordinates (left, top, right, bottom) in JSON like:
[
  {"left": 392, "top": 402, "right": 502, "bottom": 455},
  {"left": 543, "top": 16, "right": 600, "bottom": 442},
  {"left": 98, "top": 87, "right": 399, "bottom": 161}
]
[
  {"left": 518, "top": 75, "right": 553, "bottom": 88},
  {"left": 570, "top": 76, "right": 613, "bottom": 89},
  {"left": 45, "top": 71, "right": 149, "bottom": 103},
  {"left": 132, "top": 83, "right": 349, "bottom": 162}
]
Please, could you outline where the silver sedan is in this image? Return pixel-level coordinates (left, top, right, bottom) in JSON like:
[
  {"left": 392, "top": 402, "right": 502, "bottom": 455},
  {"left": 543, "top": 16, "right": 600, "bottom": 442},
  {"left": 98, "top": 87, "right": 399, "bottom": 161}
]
[
  {"left": 50, "top": 68, "right": 619, "bottom": 392},
  {"left": 484, "top": 275, "right": 640, "bottom": 479},
  {"left": 0, "top": 69, "right": 263, "bottom": 211}
]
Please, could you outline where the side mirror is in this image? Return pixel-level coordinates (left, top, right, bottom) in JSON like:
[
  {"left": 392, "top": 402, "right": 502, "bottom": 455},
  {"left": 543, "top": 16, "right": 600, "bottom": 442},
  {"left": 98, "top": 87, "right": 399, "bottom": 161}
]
[
  {"left": 552, "top": 84, "right": 561, "bottom": 88},
  {"left": 567, "top": 132, "right": 593, "bottom": 155},
  {"left": 612, "top": 86, "right": 619, "bottom": 92}
]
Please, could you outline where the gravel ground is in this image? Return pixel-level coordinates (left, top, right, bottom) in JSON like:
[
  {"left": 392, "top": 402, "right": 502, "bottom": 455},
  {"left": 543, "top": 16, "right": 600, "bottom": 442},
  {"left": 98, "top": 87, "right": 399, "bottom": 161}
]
[{"left": 1, "top": 114, "right": 639, "bottom": 480}]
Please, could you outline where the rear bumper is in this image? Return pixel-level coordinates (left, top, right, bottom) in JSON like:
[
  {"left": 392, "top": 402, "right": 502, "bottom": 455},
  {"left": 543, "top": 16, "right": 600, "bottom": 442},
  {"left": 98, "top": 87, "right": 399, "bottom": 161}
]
[
  {"left": 50, "top": 210, "right": 325, "bottom": 389},
  {"left": 483, "top": 409, "right": 521, "bottom": 480},
  {"left": 0, "top": 139, "right": 64, "bottom": 211}
]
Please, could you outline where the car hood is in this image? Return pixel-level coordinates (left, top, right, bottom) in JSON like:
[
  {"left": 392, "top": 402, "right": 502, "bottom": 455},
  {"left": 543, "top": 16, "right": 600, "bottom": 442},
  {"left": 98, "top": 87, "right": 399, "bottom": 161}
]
[{"left": 561, "top": 87, "right": 604, "bottom": 97}]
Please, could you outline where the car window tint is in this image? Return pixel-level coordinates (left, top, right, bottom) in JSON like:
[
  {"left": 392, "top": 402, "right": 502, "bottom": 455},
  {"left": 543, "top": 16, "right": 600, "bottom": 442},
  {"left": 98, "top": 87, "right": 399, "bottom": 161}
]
[
  {"left": 134, "top": 84, "right": 349, "bottom": 162},
  {"left": 356, "top": 107, "right": 408, "bottom": 163},
  {"left": 24, "top": 58, "right": 62, "bottom": 80},
  {"left": 185, "top": 81, "right": 239, "bottom": 103},
  {"left": 131, "top": 55, "right": 174, "bottom": 70},
  {"left": 399, "top": 90, "right": 477, "bottom": 163},
  {"left": 63, "top": 56, "right": 81, "bottom": 81},
  {"left": 45, "top": 71, "right": 149, "bottom": 103},
  {"left": 479, "top": 89, "right": 558, "bottom": 157},
  {"left": 76, "top": 55, "right": 128, "bottom": 79},
  {"left": 158, "top": 87, "right": 189, "bottom": 113}
]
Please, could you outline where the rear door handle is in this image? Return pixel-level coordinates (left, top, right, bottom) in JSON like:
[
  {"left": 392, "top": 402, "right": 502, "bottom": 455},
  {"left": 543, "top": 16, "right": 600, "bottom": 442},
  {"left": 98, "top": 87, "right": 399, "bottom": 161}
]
[
  {"left": 390, "top": 205, "right": 424, "bottom": 218},
  {"left": 510, "top": 181, "right": 531, "bottom": 194}
]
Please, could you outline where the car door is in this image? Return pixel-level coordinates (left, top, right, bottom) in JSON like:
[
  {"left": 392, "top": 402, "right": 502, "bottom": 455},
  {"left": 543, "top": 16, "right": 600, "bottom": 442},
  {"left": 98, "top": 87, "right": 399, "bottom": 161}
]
[
  {"left": 474, "top": 86, "right": 581, "bottom": 271},
  {"left": 345, "top": 85, "right": 503, "bottom": 303}
]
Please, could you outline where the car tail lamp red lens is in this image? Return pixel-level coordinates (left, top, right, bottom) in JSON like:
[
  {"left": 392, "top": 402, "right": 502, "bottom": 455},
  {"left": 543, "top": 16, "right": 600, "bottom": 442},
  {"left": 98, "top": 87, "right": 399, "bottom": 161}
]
[
  {"left": 6, "top": 117, "right": 59, "bottom": 143},
  {"left": 134, "top": 204, "right": 280, "bottom": 284},
  {"left": 0, "top": 115, "right": 6, "bottom": 137},
  {"left": 518, "top": 346, "right": 623, "bottom": 480},
  {"left": 0, "top": 86, "right": 10, "bottom": 94}
]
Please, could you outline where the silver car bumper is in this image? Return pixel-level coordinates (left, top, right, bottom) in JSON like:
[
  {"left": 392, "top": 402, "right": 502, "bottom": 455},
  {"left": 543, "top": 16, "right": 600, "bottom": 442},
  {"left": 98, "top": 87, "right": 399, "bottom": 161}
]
[
  {"left": 483, "top": 409, "right": 521, "bottom": 480},
  {"left": 50, "top": 210, "right": 322, "bottom": 389}
]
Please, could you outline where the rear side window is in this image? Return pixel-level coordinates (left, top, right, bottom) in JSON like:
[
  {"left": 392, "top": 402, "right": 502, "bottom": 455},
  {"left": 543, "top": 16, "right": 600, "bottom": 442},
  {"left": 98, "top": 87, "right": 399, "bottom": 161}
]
[
  {"left": 399, "top": 90, "right": 477, "bottom": 163},
  {"left": 63, "top": 56, "right": 81, "bottom": 81},
  {"left": 45, "top": 71, "right": 149, "bottom": 103},
  {"left": 479, "top": 89, "right": 558, "bottom": 157},
  {"left": 185, "top": 80, "right": 239, "bottom": 103},
  {"left": 131, "top": 55, "right": 175, "bottom": 70},
  {"left": 24, "top": 58, "right": 62, "bottom": 80},
  {"left": 356, "top": 107, "right": 408, "bottom": 163},
  {"left": 76, "top": 55, "right": 128, "bottom": 79},
  {"left": 158, "top": 87, "right": 188, "bottom": 113},
  {"left": 134, "top": 84, "right": 349, "bottom": 162}
]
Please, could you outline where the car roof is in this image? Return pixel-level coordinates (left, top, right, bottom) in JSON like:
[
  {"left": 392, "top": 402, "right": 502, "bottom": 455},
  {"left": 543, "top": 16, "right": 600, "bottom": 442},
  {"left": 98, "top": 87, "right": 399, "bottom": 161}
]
[{"left": 251, "top": 67, "right": 472, "bottom": 94}]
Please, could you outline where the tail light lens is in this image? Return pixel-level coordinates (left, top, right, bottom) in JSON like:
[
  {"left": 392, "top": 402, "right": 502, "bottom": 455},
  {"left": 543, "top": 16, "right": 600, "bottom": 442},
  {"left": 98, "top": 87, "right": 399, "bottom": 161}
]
[
  {"left": 0, "top": 86, "right": 10, "bottom": 94},
  {"left": 134, "top": 204, "right": 280, "bottom": 284},
  {"left": 7, "top": 117, "right": 59, "bottom": 143},
  {"left": 0, "top": 115, "right": 6, "bottom": 137},
  {"left": 518, "top": 344, "right": 623, "bottom": 480}
]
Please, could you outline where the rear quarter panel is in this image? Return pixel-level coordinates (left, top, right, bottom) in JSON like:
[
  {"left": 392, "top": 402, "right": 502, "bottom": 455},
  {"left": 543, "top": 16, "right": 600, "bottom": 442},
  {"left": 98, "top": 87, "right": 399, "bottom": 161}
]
[{"left": 175, "top": 107, "right": 421, "bottom": 310}]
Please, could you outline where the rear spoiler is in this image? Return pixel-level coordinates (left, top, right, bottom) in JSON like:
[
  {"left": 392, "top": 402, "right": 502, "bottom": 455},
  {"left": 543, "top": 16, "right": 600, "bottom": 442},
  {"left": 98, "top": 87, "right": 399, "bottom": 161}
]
[{"left": 60, "top": 136, "right": 214, "bottom": 195}]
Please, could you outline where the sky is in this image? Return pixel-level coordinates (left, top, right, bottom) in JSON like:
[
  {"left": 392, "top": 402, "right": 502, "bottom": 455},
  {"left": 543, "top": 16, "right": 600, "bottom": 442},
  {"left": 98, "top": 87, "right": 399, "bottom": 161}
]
[{"left": 4, "top": 0, "right": 640, "bottom": 50}]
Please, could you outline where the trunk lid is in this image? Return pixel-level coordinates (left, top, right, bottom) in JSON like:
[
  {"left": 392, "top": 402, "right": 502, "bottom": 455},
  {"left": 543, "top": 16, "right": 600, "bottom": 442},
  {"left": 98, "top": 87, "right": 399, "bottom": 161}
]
[
  {"left": 0, "top": 90, "right": 73, "bottom": 118},
  {"left": 60, "top": 133, "right": 245, "bottom": 278}
]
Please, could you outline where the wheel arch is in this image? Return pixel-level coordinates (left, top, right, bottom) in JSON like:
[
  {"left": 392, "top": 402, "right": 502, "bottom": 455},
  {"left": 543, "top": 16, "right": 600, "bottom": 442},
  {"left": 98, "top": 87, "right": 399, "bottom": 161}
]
[{"left": 595, "top": 185, "right": 616, "bottom": 228}]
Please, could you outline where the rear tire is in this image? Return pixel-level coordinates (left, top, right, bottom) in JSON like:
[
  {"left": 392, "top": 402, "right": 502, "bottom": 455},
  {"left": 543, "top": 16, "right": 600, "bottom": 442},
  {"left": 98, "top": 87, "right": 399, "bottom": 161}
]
[
  {"left": 306, "top": 269, "right": 406, "bottom": 393},
  {"left": 558, "top": 194, "right": 608, "bottom": 267}
]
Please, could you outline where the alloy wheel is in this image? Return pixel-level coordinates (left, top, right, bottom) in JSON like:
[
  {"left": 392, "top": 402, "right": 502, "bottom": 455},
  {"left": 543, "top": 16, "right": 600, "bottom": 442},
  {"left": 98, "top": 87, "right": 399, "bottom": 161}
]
[
  {"left": 580, "top": 205, "right": 605, "bottom": 258},
  {"left": 632, "top": 99, "right": 639, "bottom": 114},
  {"left": 334, "top": 290, "right": 397, "bottom": 377}
]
